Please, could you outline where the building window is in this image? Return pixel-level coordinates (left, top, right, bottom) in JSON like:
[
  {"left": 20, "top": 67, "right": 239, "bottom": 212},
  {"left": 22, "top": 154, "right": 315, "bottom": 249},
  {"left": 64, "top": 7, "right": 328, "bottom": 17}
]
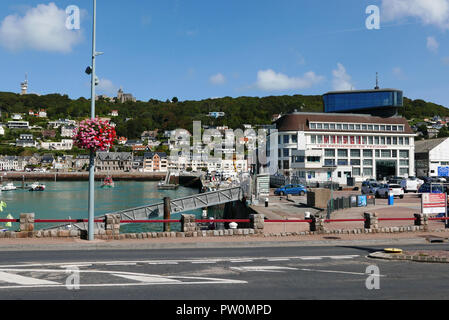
[
  {"left": 381, "top": 150, "right": 391, "bottom": 158},
  {"left": 338, "top": 159, "right": 348, "bottom": 166},
  {"left": 380, "top": 125, "right": 386, "bottom": 131},
  {"left": 295, "top": 156, "right": 305, "bottom": 163},
  {"left": 375, "top": 150, "right": 380, "bottom": 157},
  {"left": 284, "top": 135, "right": 290, "bottom": 144},
  {"left": 353, "top": 167, "right": 361, "bottom": 176},
  {"left": 363, "top": 150, "right": 373, "bottom": 158},
  {"left": 292, "top": 135, "right": 298, "bottom": 143},
  {"left": 278, "top": 135, "right": 282, "bottom": 144},
  {"left": 311, "top": 135, "right": 316, "bottom": 144},
  {"left": 364, "top": 168, "right": 373, "bottom": 176},
  {"left": 324, "top": 123, "right": 329, "bottom": 130},
  {"left": 362, "top": 125, "right": 367, "bottom": 130},
  {"left": 350, "top": 159, "right": 361, "bottom": 166},
  {"left": 349, "top": 124, "right": 354, "bottom": 130},
  {"left": 325, "top": 149, "right": 335, "bottom": 157},
  {"left": 399, "top": 150, "right": 409, "bottom": 158},
  {"left": 338, "top": 149, "right": 348, "bottom": 157},
  {"left": 336, "top": 124, "right": 342, "bottom": 130},
  {"left": 363, "top": 159, "right": 373, "bottom": 166},
  {"left": 400, "top": 168, "right": 408, "bottom": 175},
  {"left": 307, "top": 156, "right": 320, "bottom": 162},
  {"left": 368, "top": 125, "right": 373, "bottom": 131},
  {"left": 343, "top": 124, "right": 348, "bottom": 130},
  {"left": 381, "top": 137, "right": 385, "bottom": 145},
  {"left": 399, "top": 137, "right": 403, "bottom": 145},
  {"left": 355, "top": 124, "right": 361, "bottom": 130},
  {"left": 400, "top": 160, "right": 409, "bottom": 166},
  {"left": 283, "top": 160, "right": 290, "bottom": 170},
  {"left": 317, "top": 136, "right": 323, "bottom": 143},
  {"left": 307, "top": 171, "right": 316, "bottom": 179},
  {"left": 393, "top": 137, "right": 397, "bottom": 145},
  {"left": 317, "top": 123, "right": 323, "bottom": 129},
  {"left": 350, "top": 149, "right": 361, "bottom": 158},
  {"left": 405, "top": 138, "right": 410, "bottom": 145},
  {"left": 374, "top": 125, "right": 379, "bottom": 131},
  {"left": 325, "top": 159, "right": 335, "bottom": 166},
  {"left": 330, "top": 124, "right": 335, "bottom": 130},
  {"left": 278, "top": 160, "right": 282, "bottom": 169},
  {"left": 368, "top": 136, "right": 374, "bottom": 145},
  {"left": 278, "top": 149, "right": 281, "bottom": 157},
  {"left": 310, "top": 123, "right": 316, "bottom": 129}
]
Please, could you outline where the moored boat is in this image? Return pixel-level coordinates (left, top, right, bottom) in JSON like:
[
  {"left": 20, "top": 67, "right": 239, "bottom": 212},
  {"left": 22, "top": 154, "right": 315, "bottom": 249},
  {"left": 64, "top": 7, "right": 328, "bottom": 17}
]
[
  {"left": 1, "top": 183, "right": 17, "bottom": 192},
  {"left": 29, "top": 182, "right": 46, "bottom": 192},
  {"left": 101, "top": 176, "right": 115, "bottom": 188}
]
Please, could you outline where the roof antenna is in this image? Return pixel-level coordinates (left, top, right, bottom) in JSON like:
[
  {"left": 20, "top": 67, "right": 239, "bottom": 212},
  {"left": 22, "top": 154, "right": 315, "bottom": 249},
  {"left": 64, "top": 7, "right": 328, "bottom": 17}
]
[{"left": 374, "top": 72, "right": 380, "bottom": 90}]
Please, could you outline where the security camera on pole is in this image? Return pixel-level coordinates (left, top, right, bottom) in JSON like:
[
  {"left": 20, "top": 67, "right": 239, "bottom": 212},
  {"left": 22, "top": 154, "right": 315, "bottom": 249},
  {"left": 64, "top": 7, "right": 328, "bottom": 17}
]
[{"left": 86, "top": 0, "right": 104, "bottom": 241}]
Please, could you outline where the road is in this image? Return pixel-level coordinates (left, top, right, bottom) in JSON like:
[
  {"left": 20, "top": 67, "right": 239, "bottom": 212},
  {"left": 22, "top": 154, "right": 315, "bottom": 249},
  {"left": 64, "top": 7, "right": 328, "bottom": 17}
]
[{"left": 1, "top": 243, "right": 449, "bottom": 300}]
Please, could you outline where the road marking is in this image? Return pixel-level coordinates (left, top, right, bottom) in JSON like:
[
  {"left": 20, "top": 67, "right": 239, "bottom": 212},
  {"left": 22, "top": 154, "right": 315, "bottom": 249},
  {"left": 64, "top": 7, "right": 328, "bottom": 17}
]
[
  {"left": 267, "top": 258, "right": 290, "bottom": 262},
  {"left": 230, "top": 266, "right": 298, "bottom": 273},
  {"left": 111, "top": 274, "right": 181, "bottom": 283},
  {"left": 191, "top": 261, "right": 218, "bottom": 264},
  {"left": 0, "top": 268, "right": 247, "bottom": 289},
  {"left": 299, "top": 268, "right": 386, "bottom": 277},
  {"left": 148, "top": 262, "right": 179, "bottom": 265},
  {"left": 105, "top": 263, "right": 137, "bottom": 266},
  {"left": 0, "top": 255, "right": 360, "bottom": 269},
  {"left": 0, "top": 271, "right": 59, "bottom": 286},
  {"left": 230, "top": 260, "right": 254, "bottom": 263}
]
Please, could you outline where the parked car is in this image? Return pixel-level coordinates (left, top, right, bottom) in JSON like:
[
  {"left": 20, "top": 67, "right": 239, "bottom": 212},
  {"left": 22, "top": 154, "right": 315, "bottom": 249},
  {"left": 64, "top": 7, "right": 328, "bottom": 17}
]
[
  {"left": 388, "top": 177, "right": 404, "bottom": 184},
  {"left": 274, "top": 184, "right": 307, "bottom": 196},
  {"left": 418, "top": 183, "right": 444, "bottom": 194},
  {"left": 400, "top": 178, "right": 420, "bottom": 193},
  {"left": 361, "top": 181, "right": 381, "bottom": 195},
  {"left": 375, "top": 184, "right": 404, "bottom": 199}
]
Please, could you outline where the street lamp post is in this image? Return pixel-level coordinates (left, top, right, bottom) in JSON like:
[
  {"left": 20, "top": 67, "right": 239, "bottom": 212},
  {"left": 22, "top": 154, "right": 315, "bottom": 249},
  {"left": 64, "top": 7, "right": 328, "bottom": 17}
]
[{"left": 87, "top": 0, "right": 103, "bottom": 241}]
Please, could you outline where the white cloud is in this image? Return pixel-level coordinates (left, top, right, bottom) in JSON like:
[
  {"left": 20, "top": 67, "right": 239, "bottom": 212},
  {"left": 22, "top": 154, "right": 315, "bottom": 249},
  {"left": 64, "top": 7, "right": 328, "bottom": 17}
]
[
  {"left": 209, "top": 73, "right": 226, "bottom": 85},
  {"left": 332, "top": 63, "right": 354, "bottom": 91},
  {"left": 0, "top": 2, "right": 83, "bottom": 53},
  {"left": 382, "top": 0, "right": 449, "bottom": 29},
  {"left": 255, "top": 69, "right": 324, "bottom": 91},
  {"left": 427, "top": 36, "right": 439, "bottom": 52},
  {"left": 97, "top": 78, "right": 117, "bottom": 95}
]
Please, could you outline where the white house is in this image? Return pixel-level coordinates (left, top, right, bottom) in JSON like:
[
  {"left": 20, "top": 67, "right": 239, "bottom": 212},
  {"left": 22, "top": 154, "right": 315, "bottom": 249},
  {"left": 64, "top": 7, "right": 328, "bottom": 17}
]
[
  {"left": 40, "top": 139, "right": 74, "bottom": 151},
  {"left": 415, "top": 137, "right": 449, "bottom": 177}
]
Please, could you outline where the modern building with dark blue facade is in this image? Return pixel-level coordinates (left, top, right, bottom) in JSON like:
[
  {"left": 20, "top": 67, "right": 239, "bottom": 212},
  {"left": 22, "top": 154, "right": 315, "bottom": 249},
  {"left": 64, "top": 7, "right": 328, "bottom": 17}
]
[{"left": 323, "top": 89, "right": 403, "bottom": 117}]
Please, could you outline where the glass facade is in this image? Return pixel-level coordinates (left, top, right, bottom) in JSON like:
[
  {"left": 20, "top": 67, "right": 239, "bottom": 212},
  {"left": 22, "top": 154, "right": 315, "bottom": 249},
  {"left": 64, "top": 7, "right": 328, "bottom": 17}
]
[{"left": 323, "top": 90, "right": 403, "bottom": 113}]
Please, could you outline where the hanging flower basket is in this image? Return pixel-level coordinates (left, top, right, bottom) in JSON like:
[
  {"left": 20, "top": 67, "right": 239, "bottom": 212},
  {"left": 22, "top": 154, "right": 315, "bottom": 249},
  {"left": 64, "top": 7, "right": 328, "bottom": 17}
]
[{"left": 74, "top": 118, "right": 117, "bottom": 152}]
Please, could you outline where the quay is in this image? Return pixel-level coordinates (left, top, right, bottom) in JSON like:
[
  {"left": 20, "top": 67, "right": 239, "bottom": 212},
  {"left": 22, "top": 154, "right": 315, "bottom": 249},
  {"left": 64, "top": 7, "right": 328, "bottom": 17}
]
[{"left": 1, "top": 172, "right": 202, "bottom": 186}]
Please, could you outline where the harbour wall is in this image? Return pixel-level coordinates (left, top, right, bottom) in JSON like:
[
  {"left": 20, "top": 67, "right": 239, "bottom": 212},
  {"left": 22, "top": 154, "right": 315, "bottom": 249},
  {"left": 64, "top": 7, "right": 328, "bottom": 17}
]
[{"left": 1, "top": 172, "right": 202, "bottom": 187}]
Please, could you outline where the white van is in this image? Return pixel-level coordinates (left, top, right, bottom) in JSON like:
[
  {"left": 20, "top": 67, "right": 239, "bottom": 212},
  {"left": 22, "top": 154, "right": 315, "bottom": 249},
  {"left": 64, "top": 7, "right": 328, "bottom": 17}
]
[{"left": 400, "top": 178, "right": 420, "bottom": 193}]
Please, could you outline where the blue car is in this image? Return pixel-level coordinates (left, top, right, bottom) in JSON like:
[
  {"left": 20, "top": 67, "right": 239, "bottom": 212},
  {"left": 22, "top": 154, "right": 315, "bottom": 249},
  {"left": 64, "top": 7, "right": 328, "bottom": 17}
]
[
  {"left": 418, "top": 183, "right": 444, "bottom": 194},
  {"left": 274, "top": 184, "right": 307, "bottom": 196}
]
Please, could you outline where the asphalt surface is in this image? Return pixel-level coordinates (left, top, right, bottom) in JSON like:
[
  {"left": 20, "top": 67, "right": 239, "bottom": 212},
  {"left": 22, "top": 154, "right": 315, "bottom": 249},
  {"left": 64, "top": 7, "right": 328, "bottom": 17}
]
[{"left": 1, "top": 243, "right": 449, "bottom": 300}]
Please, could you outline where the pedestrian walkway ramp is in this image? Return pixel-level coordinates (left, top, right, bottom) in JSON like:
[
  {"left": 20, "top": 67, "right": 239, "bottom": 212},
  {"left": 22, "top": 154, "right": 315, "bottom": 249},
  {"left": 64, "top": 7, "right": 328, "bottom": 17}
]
[{"left": 44, "top": 186, "right": 243, "bottom": 231}]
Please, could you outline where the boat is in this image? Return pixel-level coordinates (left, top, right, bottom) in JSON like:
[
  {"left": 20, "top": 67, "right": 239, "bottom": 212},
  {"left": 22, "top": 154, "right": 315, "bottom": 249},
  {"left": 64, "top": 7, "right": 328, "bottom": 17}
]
[
  {"left": 1, "top": 183, "right": 17, "bottom": 192},
  {"left": 29, "top": 182, "right": 46, "bottom": 192},
  {"left": 101, "top": 176, "right": 115, "bottom": 188}
]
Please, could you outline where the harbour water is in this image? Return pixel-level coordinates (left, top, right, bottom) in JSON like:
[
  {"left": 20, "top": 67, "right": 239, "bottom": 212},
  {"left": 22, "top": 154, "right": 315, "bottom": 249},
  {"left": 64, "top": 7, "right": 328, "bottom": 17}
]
[{"left": 0, "top": 181, "right": 216, "bottom": 233}]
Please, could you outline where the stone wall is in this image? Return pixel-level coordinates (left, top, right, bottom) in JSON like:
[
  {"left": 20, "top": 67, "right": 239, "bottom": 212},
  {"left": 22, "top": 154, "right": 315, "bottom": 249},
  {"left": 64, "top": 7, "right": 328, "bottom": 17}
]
[{"left": 1, "top": 212, "right": 447, "bottom": 240}]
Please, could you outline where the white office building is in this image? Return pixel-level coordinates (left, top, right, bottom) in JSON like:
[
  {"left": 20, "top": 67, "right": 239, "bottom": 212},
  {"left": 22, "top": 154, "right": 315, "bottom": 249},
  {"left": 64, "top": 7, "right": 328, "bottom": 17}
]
[{"left": 268, "top": 112, "right": 416, "bottom": 185}]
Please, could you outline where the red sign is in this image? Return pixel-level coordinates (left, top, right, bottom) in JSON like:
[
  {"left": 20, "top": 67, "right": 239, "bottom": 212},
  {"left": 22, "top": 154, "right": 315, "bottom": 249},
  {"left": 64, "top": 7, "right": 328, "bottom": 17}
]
[{"left": 422, "top": 193, "right": 447, "bottom": 214}]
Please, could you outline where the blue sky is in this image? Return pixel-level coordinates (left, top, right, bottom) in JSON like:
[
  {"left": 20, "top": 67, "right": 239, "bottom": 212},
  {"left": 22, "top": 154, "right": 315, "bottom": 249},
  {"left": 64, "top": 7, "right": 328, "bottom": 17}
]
[{"left": 0, "top": 0, "right": 448, "bottom": 107}]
